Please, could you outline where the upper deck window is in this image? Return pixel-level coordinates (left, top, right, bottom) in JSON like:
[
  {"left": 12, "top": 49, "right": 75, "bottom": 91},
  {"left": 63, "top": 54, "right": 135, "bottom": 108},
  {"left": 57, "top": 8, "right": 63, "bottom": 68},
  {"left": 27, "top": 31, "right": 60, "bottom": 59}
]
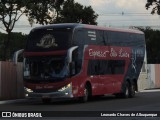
[
  {"left": 73, "top": 28, "right": 105, "bottom": 46},
  {"left": 26, "top": 28, "right": 73, "bottom": 52},
  {"left": 107, "top": 31, "right": 145, "bottom": 47}
]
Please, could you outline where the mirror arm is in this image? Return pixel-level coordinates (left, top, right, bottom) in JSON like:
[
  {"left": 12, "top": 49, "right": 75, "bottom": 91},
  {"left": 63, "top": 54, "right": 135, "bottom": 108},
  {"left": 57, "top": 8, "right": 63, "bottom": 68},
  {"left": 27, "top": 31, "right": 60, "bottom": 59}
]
[
  {"left": 13, "top": 49, "right": 24, "bottom": 65},
  {"left": 67, "top": 46, "right": 78, "bottom": 63}
]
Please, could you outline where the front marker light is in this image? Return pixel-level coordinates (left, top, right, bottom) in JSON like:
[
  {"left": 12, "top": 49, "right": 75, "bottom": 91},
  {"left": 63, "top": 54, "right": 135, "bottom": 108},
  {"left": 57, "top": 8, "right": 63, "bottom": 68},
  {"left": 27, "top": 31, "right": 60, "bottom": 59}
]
[
  {"left": 58, "top": 83, "right": 71, "bottom": 92},
  {"left": 25, "top": 94, "right": 28, "bottom": 97},
  {"left": 24, "top": 87, "right": 33, "bottom": 93}
]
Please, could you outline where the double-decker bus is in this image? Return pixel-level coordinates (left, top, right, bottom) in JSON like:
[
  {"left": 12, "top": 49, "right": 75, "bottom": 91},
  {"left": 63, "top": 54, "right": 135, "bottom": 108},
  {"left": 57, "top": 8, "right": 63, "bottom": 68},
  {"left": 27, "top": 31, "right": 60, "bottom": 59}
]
[{"left": 14, "top": 23, "right": 145, "bottom": 103}]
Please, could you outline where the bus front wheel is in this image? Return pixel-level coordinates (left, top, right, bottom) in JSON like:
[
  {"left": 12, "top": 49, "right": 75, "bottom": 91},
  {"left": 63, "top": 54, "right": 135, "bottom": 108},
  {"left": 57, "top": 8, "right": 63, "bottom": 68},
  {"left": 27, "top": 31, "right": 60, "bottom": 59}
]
[{"left": 80, "top": 85, "right": 89, "bottom": 103}]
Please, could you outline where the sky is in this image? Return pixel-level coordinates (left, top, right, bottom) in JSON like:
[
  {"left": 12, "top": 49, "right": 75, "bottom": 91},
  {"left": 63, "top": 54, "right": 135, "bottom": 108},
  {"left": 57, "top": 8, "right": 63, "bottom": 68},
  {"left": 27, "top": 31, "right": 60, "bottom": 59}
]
[{"left": 0, "top": 0, "right": 160, "bottom": 34}]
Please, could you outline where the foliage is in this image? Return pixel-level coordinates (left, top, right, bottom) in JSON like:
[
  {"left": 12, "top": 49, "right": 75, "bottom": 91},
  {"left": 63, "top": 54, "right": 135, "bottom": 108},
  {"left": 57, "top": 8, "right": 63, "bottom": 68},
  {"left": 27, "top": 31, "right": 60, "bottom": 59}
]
[
  {"left": 134, "top": 27, "right": 160, "bottom": 63},
  {"left": 26, "top": 0, "right": 64, "bottom": 25},
  {"left": 27, "top": 0, "right": 98, "bottom": 25},
  {"left": 146, "top": 0, "right": 160, "bottom": 14},
  {"left": 0, "top": 0, "right": 64, "bottom": 60},
  {"left": 0, "top": 32, "right": 27, "bottom": 61},
  {"left": 0, "top": 0, "right": 98, "bottom": 60},
  {"left": 56, "top": 0, "right": 98, "bottom": 25},
  {"left": 0, "top": 0, "right": 28, "bottom": 33}
]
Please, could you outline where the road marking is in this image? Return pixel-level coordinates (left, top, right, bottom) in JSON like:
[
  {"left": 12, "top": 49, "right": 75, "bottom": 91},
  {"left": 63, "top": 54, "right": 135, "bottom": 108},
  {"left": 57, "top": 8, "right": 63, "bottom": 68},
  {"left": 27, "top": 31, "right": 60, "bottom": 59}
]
[{"left": 140, "top": 89, "right": 160, "bottom": 93}]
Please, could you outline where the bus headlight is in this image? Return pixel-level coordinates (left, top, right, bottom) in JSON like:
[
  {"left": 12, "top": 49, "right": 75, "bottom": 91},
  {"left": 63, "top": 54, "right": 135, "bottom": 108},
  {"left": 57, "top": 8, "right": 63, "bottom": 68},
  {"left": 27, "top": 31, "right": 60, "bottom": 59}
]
[
  {"left": 58, "top": 83, "right": 71, "bottom": 92},
  {"left": 24, "top": 87, "right": 33, "bottom": 93}
]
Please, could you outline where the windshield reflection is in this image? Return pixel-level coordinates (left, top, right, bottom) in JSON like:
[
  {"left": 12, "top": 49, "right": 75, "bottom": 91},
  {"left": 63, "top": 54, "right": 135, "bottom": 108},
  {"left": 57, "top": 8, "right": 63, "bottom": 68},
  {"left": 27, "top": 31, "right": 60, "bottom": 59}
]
[
  {"left": 26, "top": 56, "right": 69, "bottom": 79},
  {"left": 44, "top": 59, "right": 69, "bottom": 78}
]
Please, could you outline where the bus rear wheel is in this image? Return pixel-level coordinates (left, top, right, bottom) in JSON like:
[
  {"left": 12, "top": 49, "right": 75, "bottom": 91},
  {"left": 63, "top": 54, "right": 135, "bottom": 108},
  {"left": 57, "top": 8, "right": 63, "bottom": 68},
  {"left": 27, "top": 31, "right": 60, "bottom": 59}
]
[
  {"left": 128, "top": 83, "right": 135, "bottom": 98},
  {"left": 115, "top": 81, "right": 129, "bottom": 98},
  {"left": 115, "top": 81, "right": 135, "bottom": 98}
]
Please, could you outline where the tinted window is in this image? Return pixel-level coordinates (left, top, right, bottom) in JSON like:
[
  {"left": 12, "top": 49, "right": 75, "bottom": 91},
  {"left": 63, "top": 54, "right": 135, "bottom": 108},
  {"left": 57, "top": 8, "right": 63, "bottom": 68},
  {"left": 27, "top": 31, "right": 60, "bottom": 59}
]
[
  {"left": 26, "top": 28, "right": 72, "bottom": 52},
  {"left": 86, "top": 29, "right": 105, "bottom": 45},
  {"left": 88, "top": 60, "right": 125, "bottom": 75},
  {"left": 107, "top": 31, "right": 145, "bottom": 47},
  {"left": 73, "top": 29, "right": 105, "bottom": 46},
  {"left": 107, "top": 32, "right": 129, "bottom": 46},
  {"left": 73, "top": 29, "right": 85, "bottom": 47}
]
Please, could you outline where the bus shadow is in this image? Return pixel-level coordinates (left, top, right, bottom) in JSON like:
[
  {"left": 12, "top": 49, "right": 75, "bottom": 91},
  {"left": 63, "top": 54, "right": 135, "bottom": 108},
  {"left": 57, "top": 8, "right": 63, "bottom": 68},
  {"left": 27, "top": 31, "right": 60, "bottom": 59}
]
[
  {"left": 39, "top": 95, "right": 119, "bottom": 105},
  {"left": 45, "top": 94, "right": 139, "bottom": 105},
  {"left": 15, "top": 95, "right": 117, "bottom": 105},
  {"left": 14, "top": 94, "right": 139, "bottom": 106}
]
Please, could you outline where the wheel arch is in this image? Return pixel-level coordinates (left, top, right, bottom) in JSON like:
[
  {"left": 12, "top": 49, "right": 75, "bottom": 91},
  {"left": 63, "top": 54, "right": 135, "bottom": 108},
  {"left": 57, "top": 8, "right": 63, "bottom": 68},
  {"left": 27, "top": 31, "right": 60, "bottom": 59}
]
[
  {"left": 132, "top": 78, "right": 138, "bottom": 91},
  {"left": 85, "top": 81, "right": 92, "bottom": 97},
  {"left": 121, "top": 77, "right": 132, "bottom": 93},
  {"left": 125, "top": 78, "right": 137, "bottom": 90}
]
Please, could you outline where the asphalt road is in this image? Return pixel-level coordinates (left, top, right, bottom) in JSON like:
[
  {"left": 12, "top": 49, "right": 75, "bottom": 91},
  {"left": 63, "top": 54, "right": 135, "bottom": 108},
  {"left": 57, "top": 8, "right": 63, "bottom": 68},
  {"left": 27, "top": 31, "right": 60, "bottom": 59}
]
[{"left": 0, "top": 89, "right": 160, "bottom": 120}]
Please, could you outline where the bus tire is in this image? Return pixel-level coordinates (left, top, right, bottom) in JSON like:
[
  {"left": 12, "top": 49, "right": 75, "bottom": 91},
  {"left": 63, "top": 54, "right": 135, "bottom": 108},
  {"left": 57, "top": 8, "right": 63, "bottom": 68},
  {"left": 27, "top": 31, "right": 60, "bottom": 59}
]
[
  {"left": 115, "top": 81, "right": 129, "bottom": 98},
  {"left": 122, "top": 81, "right": 130, "bottom": 98},
  {"left": 80, "top": 85, "right": 89, "bottom": 103},
  {"left": 42, "top": 98, "right": 51, "bottom": 104},
  {"left": 128, "top": 83, "right": 135, "bottom": 98}
]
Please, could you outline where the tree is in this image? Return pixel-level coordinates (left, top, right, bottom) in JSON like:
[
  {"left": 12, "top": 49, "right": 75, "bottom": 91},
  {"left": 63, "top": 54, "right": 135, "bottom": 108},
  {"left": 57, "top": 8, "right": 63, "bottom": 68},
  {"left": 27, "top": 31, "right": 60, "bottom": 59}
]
[
  {"left": 0, "top": 32, "right": 27, "bottom": 60},
  {"left": 133, "top": 27, "right": 160, "bottom": 63},
  {"left": 0, "top": 0, "right": 97, "bottom": 60},
  {"left": 26, "top": 0, "right": 65, "bottom": 25},
  {"left": 0, "top": 0, "right": 64, "bottom": 60},
  {"left": 146, "top": 0, "right": 160, "bottom": 15},
  {"left": 0, "top": 0, "right": 29, "bottom": 60},
  {"left": 25, "top": 0, "right": 98, "bottom": 25},
  {"left": 56, "top": 0, "right": 98, "bottom": 25}
]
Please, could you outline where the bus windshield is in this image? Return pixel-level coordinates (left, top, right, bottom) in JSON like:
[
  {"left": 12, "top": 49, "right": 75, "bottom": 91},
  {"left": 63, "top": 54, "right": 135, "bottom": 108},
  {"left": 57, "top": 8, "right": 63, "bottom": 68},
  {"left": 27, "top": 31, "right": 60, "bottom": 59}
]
[
  {"left": 25, "top": 28, "right": 72, "bottom": 52},
  {"left": 24, "top": 56, "right": 69, "bottom": 79}
]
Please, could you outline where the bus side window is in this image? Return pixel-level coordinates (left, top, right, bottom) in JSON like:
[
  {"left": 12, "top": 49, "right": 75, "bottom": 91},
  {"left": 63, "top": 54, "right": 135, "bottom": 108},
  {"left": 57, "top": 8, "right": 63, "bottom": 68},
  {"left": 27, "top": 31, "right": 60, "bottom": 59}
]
[
  {"left": 87, "top": 60, "right": 99, "bottom": 75},
  {"left": 107, "top": 31, "right": 119, "bottom": 46},
  {"left": 87, "top": 60, "right": 93, "bottom": 75},
  {"left": 72, "top": 49, "right": 82, "bottom": 74},
  {"left": 107, "top": 31, "right": 129, "bottom": 46},
  {"left": 96, "top": 30, "right": 106, "bottom": 45},
  {"left": 98, "top": 60, "right": 108, "bottom": 75},
  {"left": 108, "top": 60, "right": 125, "bottom": 74},
  {"left": 104, "top": 31, "right": 109, "bottom": 45},
  {"left": 88, "top": 60, "right": 125, "bottom": 75},
  {"left": 73, "top": 29, "right": 85, "bottom": 47},
  {"left": 95, "top": 61, "right": 100, "bottom": 75}
]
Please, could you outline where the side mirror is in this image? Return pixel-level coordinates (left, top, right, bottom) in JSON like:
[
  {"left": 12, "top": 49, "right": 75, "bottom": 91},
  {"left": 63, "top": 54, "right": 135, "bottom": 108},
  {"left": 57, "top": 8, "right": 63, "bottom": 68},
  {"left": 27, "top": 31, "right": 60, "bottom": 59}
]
[
  {"left": 67, "top": 46, "right": 78, "bottom": 63},
  {"left": 13, "top": 49, "right": 24, "bottom": 65},
  {"left": 67, "top": 46, "right": 78, "bottom": 77}
]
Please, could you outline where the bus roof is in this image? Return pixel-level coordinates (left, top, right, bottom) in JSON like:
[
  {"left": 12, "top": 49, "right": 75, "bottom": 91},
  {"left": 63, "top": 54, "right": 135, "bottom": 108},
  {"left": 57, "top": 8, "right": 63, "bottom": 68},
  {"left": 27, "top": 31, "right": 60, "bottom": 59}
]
[
  {"left": 31, "top": 23, "right": 144, "bottom": 35},
  {"left": 84, "top": 24, "right": 144, "bottom": 34}
]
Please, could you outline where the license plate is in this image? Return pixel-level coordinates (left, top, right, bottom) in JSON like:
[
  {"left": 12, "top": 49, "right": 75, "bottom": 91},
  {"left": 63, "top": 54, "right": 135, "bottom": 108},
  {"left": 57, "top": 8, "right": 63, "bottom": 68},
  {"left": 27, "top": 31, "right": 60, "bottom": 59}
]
[{"left": 42, "top": 95, "right": 50, "bottom": 98}]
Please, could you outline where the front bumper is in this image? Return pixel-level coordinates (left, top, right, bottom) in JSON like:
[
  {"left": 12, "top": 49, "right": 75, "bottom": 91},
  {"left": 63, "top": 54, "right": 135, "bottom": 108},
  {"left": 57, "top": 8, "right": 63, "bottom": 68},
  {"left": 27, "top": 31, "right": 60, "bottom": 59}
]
[
  {"left": 25, "top": 84, "right": 73, "bottom": 99},
  {"left": 26, "top": 91, "right": 73, "bottom": 100}
]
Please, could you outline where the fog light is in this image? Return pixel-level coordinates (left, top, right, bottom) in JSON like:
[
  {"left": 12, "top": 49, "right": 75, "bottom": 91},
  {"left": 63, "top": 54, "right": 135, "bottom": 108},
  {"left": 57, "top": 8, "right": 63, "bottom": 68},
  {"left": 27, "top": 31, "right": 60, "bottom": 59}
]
[
  {"left": 25, "top": 94, "right": 28, "bottom": 97},
  {"left": 65, "top": 93, "right": 69, "bottom": 95},
  {"left": 24, "top": 87, "right": 33, "bottom": 93},
  {"left": 58, "top": 83, "right": 71, "bottom": 92}
]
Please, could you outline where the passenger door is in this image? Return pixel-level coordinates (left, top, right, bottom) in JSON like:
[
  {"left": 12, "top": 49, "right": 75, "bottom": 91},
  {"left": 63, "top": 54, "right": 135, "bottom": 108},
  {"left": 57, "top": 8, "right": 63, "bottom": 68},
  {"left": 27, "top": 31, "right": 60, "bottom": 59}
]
[{"left": 87, "top": 60, "right": 105, "bottom": 95}]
